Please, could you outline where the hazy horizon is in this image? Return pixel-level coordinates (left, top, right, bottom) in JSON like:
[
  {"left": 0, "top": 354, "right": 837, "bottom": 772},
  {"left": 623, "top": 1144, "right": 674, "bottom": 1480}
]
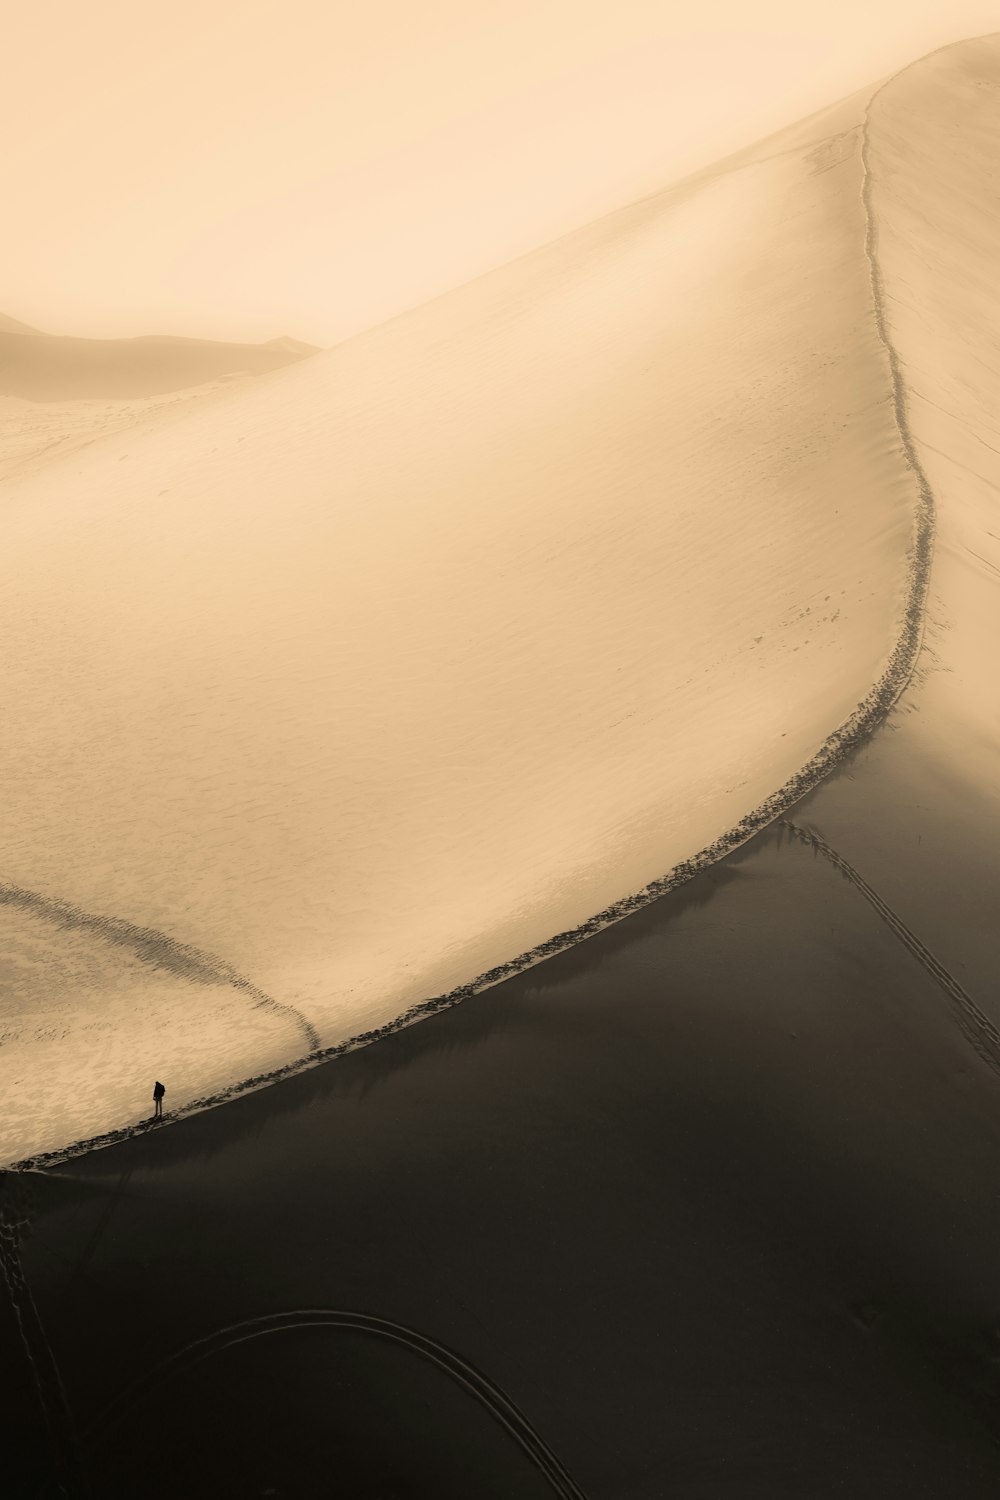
[{"left": 5, "top": 1, "right": 1000, "bottom": 348}]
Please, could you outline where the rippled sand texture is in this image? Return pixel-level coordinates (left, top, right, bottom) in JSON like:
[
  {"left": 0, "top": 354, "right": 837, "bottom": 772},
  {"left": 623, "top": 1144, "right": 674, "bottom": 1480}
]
[{"left": 2, "top": 47, "right": 983, "bottom": 1162}]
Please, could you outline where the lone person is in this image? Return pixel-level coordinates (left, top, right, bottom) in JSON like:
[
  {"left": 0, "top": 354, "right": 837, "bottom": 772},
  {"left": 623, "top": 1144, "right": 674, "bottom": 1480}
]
[{"left": 153, "top": 1080, "right": 166, "bottom": 1120}]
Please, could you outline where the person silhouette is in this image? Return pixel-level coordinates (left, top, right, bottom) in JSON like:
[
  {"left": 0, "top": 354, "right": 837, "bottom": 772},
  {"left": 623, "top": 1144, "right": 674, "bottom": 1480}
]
[{"left": 153, "top": 1080, "right": 166, "bottom": 1119}]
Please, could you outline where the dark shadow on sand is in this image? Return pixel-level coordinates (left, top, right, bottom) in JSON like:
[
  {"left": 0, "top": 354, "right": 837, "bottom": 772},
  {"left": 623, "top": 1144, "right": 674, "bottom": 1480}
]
[{"left": 8, "top": 821, "right": 1000, "bottom": 1498}]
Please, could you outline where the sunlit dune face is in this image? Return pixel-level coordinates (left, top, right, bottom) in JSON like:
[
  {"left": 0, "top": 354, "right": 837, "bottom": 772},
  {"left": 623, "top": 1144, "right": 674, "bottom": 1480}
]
[
  {"left": 3, "top": 16, "right": 1000, "bottom": 1170},
  {"left": 0, "top": 78, "right": 923, "bottom": 1160}
]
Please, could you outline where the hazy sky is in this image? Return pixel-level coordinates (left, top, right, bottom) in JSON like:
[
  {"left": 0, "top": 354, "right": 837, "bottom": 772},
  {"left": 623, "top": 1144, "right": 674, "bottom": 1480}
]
[{"left": 4, "top": 1, "right": 997, "bottom": 345}]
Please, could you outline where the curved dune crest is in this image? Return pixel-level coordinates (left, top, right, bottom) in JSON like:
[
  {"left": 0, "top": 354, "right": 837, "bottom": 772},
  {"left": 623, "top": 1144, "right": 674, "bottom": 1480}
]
[
  {"left": 2, "top": 65, "right": 954, "bottom": 1164},
  {"left": 798, "top": 34, "right": 1000, "bottom": 1018}
]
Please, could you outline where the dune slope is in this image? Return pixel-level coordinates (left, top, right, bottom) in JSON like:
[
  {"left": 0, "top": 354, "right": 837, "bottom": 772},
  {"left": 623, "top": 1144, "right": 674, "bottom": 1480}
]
[
  {"left": 0, "top": 317, "right": 320, "bottom": 484},
  {"left": 2, "top": 79, "right": 934, "bottom": 1163},
  {"left": 0, "top": 323, "right": 317, "bottom": 401}
]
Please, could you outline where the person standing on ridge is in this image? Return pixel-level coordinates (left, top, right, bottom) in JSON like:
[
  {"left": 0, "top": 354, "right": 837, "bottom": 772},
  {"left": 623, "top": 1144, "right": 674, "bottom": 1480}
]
[{"left": 153, "top": 1080, "right": 166, "bottom": 1120}]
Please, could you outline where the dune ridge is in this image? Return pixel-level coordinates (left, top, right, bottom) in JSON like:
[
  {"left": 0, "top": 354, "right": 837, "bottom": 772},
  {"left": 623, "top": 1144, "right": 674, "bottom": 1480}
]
[
  {"left": 7, "top": 39, "right": 996, "bottom": 1167},
  {"left": 791, "top": 32, "right": 1000, "bottom": 1023}
]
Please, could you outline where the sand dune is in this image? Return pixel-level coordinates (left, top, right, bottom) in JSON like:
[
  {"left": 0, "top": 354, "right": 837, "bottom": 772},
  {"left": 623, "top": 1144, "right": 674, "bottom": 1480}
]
[
  {"left": 0, "top": 317, "right": 320, "bottom": 484},
  {"left": 0, "top": 321, "right": 317, "bottom": 401},
  {"left": 4, "top": 41, "right": 996, "bottom": 1164}
]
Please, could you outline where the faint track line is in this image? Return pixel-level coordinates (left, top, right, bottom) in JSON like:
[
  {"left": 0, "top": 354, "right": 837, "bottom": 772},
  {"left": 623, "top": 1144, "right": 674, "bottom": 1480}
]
[
  {"left": 84, "top": 1308, "right": 589, "bottom": 1500},
  {"left": 0, "top": 1175, "right": 88, "bottom": 1496},
  {"left": 780, "top": 819, "right": 1000, "bottom": 1076}
]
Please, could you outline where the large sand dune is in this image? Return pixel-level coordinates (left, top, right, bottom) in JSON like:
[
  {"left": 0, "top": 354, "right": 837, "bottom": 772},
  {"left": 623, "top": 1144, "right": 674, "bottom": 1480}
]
[{"left": 5, "top": 41, "right": 995, "bottom": 1164}]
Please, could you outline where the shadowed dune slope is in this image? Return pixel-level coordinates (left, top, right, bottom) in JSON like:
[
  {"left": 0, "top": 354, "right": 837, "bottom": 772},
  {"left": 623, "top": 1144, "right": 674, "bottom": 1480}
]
[
  {"left": 2, "top": 56, "right": 968, "bottom": 1162},
  {"left": 0, "top": 324, "right": 318, "bottom": 400}
]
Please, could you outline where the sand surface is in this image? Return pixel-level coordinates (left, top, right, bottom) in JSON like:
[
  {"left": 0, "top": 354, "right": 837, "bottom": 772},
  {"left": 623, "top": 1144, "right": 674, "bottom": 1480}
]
[
  {"left": 0, "top": 322, "right": 317, "bottom": 481},
  {"left": 7, "top": 820, "right": 1000, "bottom": 1498},
  {"left": 3, "top": 39, "right": 999, "bottom": 1169},
  {"left": 0, "top": 81, "right": 924, "bottom": 1164},
  {"left": 4, "top": 34, "right": 1000, "bottom": 1497},
  {"left": 0, "top": 382, "right": 255, "bottom": 484}
]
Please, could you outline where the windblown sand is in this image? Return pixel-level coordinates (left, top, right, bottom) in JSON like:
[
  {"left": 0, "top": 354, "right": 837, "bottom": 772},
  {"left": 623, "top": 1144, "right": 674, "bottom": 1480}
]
[{"left": 3, "top": 40, "right": 995, "bottom": 1164}]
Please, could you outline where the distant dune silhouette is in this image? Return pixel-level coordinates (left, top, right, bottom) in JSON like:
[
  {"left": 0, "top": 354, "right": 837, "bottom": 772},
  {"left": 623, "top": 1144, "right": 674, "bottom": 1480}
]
[
  {"left": 0, "top": 311, "right": 44, "bottom": 335},
  {"left": 0, "top": 321, "right": 318, "bottom": 400}
]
